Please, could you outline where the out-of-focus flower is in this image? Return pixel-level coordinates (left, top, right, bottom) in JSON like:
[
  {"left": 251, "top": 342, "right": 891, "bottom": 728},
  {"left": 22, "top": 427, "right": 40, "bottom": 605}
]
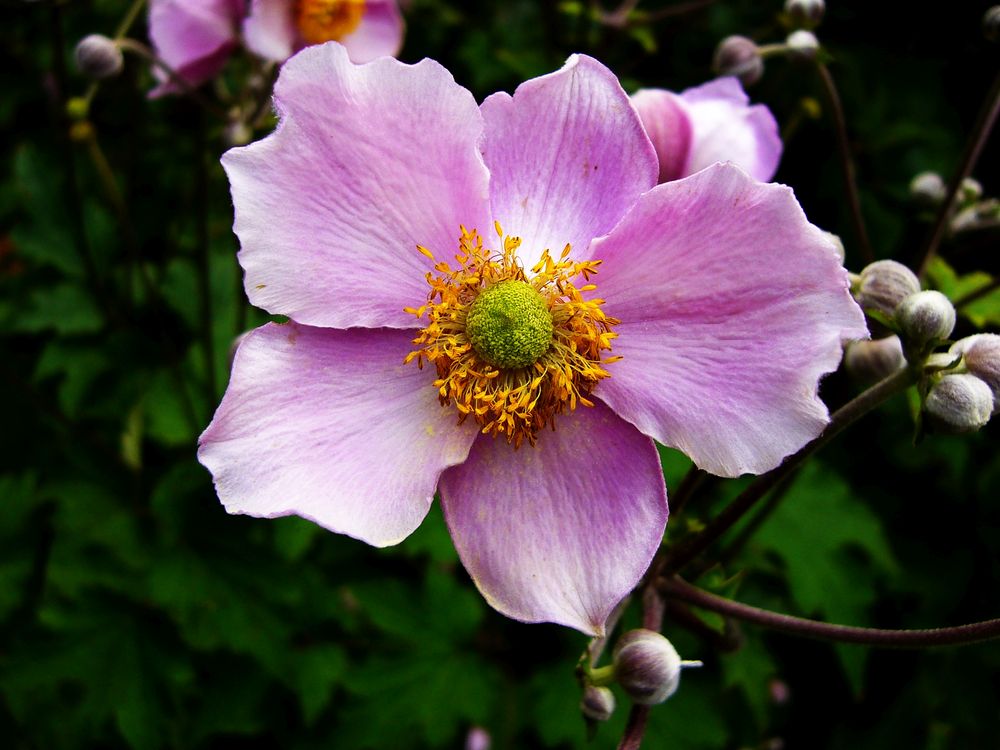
[
  {"left": 199, "top": 45, "right": 866, "bottom": 634},
  {"left": 244, "top": 0, "right": 404, "bottom": 63},
  {"left": 148, "top": 0, "right": 245, "bottom": 97},
  {"left": 631, "top": 77, "right": 782, "bottom": 183}
]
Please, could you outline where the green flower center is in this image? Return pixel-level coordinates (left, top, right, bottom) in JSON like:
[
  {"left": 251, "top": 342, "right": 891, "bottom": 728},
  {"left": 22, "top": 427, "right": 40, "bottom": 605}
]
[{"left": 465, "top": 280, "right": 554, "bottom": 369}]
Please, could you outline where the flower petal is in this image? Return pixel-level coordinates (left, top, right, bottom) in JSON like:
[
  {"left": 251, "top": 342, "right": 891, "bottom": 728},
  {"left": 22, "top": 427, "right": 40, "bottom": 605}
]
[
  {"left": 222, "top": 43, "right": 492, "bottom": 328},
  {"left": 679, "top": 77, "right": 782, "bottom": 182},
  {"left": 148, "top": 0, "right": 242, "bottom": 97},
  {"left": 630, "top": 89, "right": 693, "bottom": 183},
  {"left": 198, "top": 323, "right": 478, "bottom": 547},
  {"left": 480, "top": 54, "right": 658, "bottom": 268},
  {"left": 592, "top": 164, "right": 867, "bottom": 477},
  {"left": 439, "top": 401, "right": 668, "bottom": 635},
  {"left": 341, "top": 0, "right": 405, "bottom": 63},
  {"left": 243, "top": 0, "right": 297, "bottom": 63}
]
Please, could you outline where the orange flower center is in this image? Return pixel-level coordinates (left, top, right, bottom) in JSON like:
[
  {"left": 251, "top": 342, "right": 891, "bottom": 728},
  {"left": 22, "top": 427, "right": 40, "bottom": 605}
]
[
  {"left": 404, "top": 224, "right": 621, "bottom": 448},
  {"left": 294, "top": 0, "right": 366, "bottom": 45}
]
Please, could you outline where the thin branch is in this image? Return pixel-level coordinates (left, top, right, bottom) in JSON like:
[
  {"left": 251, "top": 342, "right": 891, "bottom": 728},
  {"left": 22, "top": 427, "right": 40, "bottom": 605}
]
[
  {"left": 660, "top": 577, "right": 1000, "bottom": 648},
  {"left": 816, "top": 61, "right": 874, "bottom": 264},
  {"left": 916, "top": 70, "right": 1000, "bottom": 278},
  {"left": 617, "top": 705, "right": 651, "bottom": 750},
  {"left": 662, "top": 365, "right": 917, "bottom": 575}
]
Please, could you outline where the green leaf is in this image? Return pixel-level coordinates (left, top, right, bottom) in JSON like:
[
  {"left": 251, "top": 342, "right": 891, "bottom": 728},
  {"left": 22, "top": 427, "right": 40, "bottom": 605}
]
[{"left": 925, "top": 257, "right": 1000, "bottom": 328}]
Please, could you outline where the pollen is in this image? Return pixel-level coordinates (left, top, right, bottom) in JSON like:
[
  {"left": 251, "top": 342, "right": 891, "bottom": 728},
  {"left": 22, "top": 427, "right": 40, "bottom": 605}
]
[
  {"left": 294, "top": 0, "right": 365, "bottom": 45},
  {"left": 404, "top": 224, "right": 621, "bottom": 448}
]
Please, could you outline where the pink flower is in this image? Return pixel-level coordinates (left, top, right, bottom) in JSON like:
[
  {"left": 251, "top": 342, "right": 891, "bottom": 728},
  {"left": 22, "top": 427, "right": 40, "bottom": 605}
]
[
  {"left": 147, "top": 0, "right": 245, "bottom": 98},
  {"left": 199, "top": 45, "right": 866, "bottom": 635},
  {"left": 244, "top": 0, "right": 404, "bottom": 64},
  {"left": 631, "top": 77, "right": 782, "bottom": 183}
]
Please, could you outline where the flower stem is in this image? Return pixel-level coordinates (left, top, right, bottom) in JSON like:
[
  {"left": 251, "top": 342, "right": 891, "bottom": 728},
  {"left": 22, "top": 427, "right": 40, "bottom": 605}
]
[
  {"left": 662, "top": 365, "right": 918, "bottom": 575},
  {"left": 660, "top": 577, "right": 1000, "bottom": 648},
  {"left": 815, "top": 61, "right": 874, "bottom": 265},
  {"left": 916, "top": 70, "right": 1000, "bottom": 279}
]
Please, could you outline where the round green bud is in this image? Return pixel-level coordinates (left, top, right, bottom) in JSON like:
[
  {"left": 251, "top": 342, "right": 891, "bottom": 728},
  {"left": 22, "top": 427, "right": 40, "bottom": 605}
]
[
  {"left": 785, "top": 0, "right": 825, "bottom": 28},
  {"left": 466, "top": 280, "right": 554, "bottom": 369},
  {"left": 909, "top": 171, "right": 946, "bottom": 207},
  {"left": 895, "top": 290, "right": 956, "bottom": 348},
  {"left": 74, "top": 34, "right": 123, "bottom": 80},
  {"left": 580, "top": 685, "right": 616, "bottom": 722},
  {"left": 844, "top": 336, "right": 905, "bottom": 385},
  {"left": 925, "top": 374, "right": 993, "bottom": 433},
  {"left": 786, "top": 30, "right": 820, "bottom": 60},
  {"left": 854, "top": 260, "right": 921, "bottom": 319},
  {"left": 612, "top": 629, "right": 700, "bottom": 705},
  {"left": 713, "top": 36, "right": 763, "bottom": 86}
]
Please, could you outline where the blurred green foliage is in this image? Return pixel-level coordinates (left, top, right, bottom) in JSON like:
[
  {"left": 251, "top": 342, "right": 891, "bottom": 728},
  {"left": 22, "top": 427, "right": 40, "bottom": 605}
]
[{"left": 1, "top": 1, "right": 999, "bottom": 749}]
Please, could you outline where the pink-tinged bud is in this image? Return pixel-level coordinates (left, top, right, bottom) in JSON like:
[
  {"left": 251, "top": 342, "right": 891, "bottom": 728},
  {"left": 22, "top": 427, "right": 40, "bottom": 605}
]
[
  {"left": 985, "top": 7, "right": 1000, "bottom": 42},
  {"left": 786, "top": 30, "right": 819, "bottom": 60},
  {"left": 464, "top": 726, "right": 491, "bottom": 750},
  {"left": 953, "top": 334, "right": 1000, "bottom": 414},
  {"left": 924, "top": 374, "right": 993, "bottom": 433},
  {"left": 909, "top": 171, "right": 947, "bottom": 207},
  {"left": 74, "top": 34, "right": 124, "bottom": 80},
  {"left": 580, "top": 685, "right": 616, "bottom": 722},
  {"left": 854, "top": 260, "right": 921, "bottom": 318},
  {"left": 713, "top": 36, "right": 764, "bottom": 86},
  {"left": 895, "top": 290, "right": 956, "bottom": 348},
  {"left": 785, "top": 0, "right": 825, "bottom": 28},
  {"left": 844, "top": 336, "right": 905, "bottom": 385},
  {"left": 612, "top": 629, "right": 700, "bottom": 705}
]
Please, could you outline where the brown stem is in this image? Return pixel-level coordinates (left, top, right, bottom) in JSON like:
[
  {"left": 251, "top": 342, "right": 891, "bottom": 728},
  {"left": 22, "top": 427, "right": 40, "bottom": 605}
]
[
  {"left": 816, "top": 62, "right": 874, "bottom": 265},
  {"left": 661, "top": 577, "right": 1000, "bottom": 648}
]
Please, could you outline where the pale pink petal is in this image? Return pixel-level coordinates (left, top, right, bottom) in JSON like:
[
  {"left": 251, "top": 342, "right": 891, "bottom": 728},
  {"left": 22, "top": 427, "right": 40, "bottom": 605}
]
[
  {"left": 630, "top": 89, "right": 693, "bottom": 183},
  {"left": 221, "top": 43, "right": 492, "bottom": 328},
  {"left": 148, "top": 0, "right": 243, "bottom": 97},
  {"left": 679, "top": 77, "right": 782, "bottom": 181},
  {"left": 592, "top": 164, "right": 867, "bottom": 477},
  {"left": 198, "top": 323, "right": 478, "bottom": 547},
  {"left": 243, "top": 0, "right": 297, "bottom": 62},
  {"left": 439, "top": 402, "right": 668, "bottom": 635},
  {"left": 341, "top": 0, "right": 405, "bottom": 63},
  {"left": 480, "top": 54, "right": 657, "bottom": 269}
]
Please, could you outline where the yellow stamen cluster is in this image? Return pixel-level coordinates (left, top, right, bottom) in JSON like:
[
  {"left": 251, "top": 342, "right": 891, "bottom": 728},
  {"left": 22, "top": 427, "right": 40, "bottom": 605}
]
[
  {"left": 404, "top": 224, "right": 621, "bottom": 448},
  {"left": 294, "top": 0, "right": 366, "bottom": 45}
]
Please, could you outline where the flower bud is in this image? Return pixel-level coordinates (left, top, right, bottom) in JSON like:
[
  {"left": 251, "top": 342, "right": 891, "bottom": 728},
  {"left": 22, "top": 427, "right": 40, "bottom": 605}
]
[
  {"left": 712, "top": 36, "right": 764, "bottom": 87},
  {"left": 580, "top": 685, "right": 616, "bottom": 722},
  {"left": 74, "top": 34, "right": 124, "bottom": 80},
  {"left": 909, "top": 171, "right": 946, "bottom": 207},
  {"left": 924, "top": 374, "right": 993, "bottom": 433},
  {"left": 612, "top": 629, "right": 699, "bottom": 705},
  {"left": 953, "top": 334, "right": 1000, "bottom": 413},
  {"left": 853, "top": 260, "right": 921, "bottom": 319},
  {"left": 984, "top": 6, "right": 1000, "bottom": 42},
  {"left": 960, "top": 177, "right": 983, "bottom": 204},
  {"left": 895, "top": 290, "right": 956, "bottom": 348},
  {"left": 785, "top": 0, "right": 825, "bottom": 28},
  {"left": 464, "top": 727, "right": 491, "bottom": 750},
  {"left": 786, "top": 30, "right": 820, "bottom": 60},
  {"left": 844, "top": 336, "right": 905, "bottom": 385}
]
